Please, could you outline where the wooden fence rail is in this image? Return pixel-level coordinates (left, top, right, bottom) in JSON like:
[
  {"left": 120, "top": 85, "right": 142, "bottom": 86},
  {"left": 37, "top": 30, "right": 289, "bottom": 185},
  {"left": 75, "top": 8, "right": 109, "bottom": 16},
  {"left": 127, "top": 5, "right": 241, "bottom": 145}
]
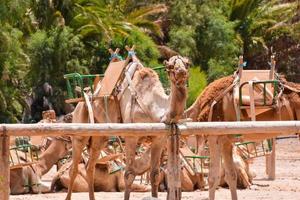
[
  {"left": 1, "top": 121, "right": 300, "bottom": 200},
  {"left": 1, "top": 121, "right": 300, "bottom": 137}
]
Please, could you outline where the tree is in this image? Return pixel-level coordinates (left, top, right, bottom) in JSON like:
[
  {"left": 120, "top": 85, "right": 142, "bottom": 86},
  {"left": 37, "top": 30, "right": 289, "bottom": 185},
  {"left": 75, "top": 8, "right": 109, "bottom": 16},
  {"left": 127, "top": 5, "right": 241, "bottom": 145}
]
[
  {"left": 230, "top": 0, "right": 299, "bottom": 60},
  {"left": 27, "top": 27, "right": 88, "bottom": 117},
  {"left": 0, "top": 24, "right": 29, "bottom": 122}
]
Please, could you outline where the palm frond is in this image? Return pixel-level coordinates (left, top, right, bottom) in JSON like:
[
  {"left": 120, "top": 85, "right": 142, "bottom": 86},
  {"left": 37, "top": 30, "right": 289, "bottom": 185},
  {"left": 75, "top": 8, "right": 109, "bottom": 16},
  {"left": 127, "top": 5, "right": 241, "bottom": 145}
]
[
  {"left": 131, "top": 19, "right": 163, "bottom": 37},
  {"left": 127, "top": 4, "right": 167, "bottom": 20}
]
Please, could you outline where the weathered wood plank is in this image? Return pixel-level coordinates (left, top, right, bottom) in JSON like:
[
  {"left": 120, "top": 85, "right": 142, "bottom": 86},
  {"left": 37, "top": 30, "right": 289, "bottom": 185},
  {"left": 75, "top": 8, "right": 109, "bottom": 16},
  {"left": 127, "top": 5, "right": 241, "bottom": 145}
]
[
  {"left": 0, "top": 121, "right": 300, "bottom": 137},
  {"left": 266, "top": 138, "right": 276, "bottom": 180},
  {"left": 0, "top": 133, "right": 10, "bottom": 200},
  {"left": 167, "top": 125, "right": 181, "bottom": 200}
]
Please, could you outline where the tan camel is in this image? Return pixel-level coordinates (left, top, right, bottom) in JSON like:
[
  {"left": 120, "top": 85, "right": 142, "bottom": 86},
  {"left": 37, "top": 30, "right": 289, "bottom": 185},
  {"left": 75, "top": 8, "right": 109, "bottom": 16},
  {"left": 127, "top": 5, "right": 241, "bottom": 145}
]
[
  {"left": 122, "top": 56, "right": 189, "bottom": 200},
  {"left": 9, "top": 112, "right": 73, "bottom": 194},
  {"left": 158, "top": 164, "right": 205, "bottom": 192},
  {"left": 185, "top": 75, "right": 300, "bottom": 200},
  {"left": 9, "top": 147, "right": 50, "bottom": 195},
  {"left": 51, "top": 148, "right": 152, "bottom": 192},
  {"left": 183, "top": 136, "right": 255, "bottom": 190},
  {"left": 219, "top": 146, "right": 255, "bottom": 189},
  {"left": 10, "top": 164, "right": 50, "bottom": 194},
  {"left": 28, "top": 112, "right": 73, "bottom": 177},
  {"left": 10, "top": 136, "right": 71, "bottom": 194},
  {"left": 66, "top": 55, "right": 189, "bottom": 200}
]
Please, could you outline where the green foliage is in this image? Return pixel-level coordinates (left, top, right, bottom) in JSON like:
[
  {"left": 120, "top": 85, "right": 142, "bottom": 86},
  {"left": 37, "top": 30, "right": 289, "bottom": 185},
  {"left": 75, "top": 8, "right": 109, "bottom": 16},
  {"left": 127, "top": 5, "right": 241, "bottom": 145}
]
[
  {"left": 167, "top": 0, "right": 202, "bottom": 61},
  {"left": 167, "top": 1, "right": 240, "bottom": 82},
  {"left": 0, "top": 24, "right": 29, "bottom": 122},
  {"left": 191, "top": 5, "right": 241, "bottom": 82},
  {"left": 111, "top": 28, "right": 160, "bottom": 66},
  {"left": 27, "top": 27, "right": 88, "bottom": 86},
  {"left": 27, "top": 27, "right": 88, "bottom": 115},
  {"left": 93, "top": 28, "right": 160, "bottom": 73},
  {"left": 0, "top": 0, "right": 31, "bottom": 25},
  {"left": 230, "top": 0, "right": 299, "bottom": 57},
  {"left": 195, "top": 7, "right": 241, "bottom": 72},
  {"left": 168, "top": 27, "right": 197, "bottom": 60},
  {"left": 207, "top": 59, "right": 235, "bottom": 83},
  {"left": 71, "top": 0, "right": 166, "bottom": 40},
  {"left": 187, "top": 67, "right": 207, "bottom": 107}
]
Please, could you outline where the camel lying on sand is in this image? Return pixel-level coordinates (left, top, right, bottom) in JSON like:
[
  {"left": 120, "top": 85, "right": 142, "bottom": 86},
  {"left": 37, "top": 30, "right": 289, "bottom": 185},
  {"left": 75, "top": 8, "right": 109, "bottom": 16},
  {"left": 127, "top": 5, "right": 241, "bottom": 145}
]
[
  {"left": 158, "top": 166, "right": 205, "bottom": 192},
  {"left": 185, "top": 74, "right": 300, "bottom": 200},
  {"left": 219, "top": 146, "right": 255, "bottom": 189},
  {"left": 10, "top": 150, "right": 50, "bottom": 194},
  {"left": 9, "top": 111, "right": 72, "bottom": 194},
  {"left": 192, "top": 136, "right": 255, "bottom": 189},
  {"left": 67, "top": 53, "right": 189, "bottom": 200},
  {"left": 51, "top": 155, "right": 150, "bottom": 193}
]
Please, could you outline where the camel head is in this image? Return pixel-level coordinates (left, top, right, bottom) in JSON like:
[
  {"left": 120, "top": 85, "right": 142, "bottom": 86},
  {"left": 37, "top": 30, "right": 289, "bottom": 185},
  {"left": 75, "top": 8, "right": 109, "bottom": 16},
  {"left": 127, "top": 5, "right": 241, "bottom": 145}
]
[{"left": 164, "top": 55, "right": 189, "bottom": 87}]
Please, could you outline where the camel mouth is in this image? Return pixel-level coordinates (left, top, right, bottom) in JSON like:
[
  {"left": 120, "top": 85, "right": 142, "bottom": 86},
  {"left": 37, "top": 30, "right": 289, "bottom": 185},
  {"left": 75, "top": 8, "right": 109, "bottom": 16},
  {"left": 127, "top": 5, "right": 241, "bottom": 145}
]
[{"left": 172, "top": 75, "right": 188, "bottom": 87}]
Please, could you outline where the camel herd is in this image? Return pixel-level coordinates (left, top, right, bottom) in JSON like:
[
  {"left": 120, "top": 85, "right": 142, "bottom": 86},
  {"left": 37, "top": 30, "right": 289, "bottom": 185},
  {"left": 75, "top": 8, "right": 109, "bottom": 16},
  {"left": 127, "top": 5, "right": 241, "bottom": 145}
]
[{"left": 9, "top": 51, "right": 300, "bottom": 200}]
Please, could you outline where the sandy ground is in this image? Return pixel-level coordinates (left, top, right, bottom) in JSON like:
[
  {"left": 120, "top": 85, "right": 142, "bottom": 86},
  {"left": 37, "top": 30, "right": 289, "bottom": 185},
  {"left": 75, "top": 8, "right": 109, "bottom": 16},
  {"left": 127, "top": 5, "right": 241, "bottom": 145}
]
[{"left": 10, "top": 137, "right": 300, "bottom": 200}]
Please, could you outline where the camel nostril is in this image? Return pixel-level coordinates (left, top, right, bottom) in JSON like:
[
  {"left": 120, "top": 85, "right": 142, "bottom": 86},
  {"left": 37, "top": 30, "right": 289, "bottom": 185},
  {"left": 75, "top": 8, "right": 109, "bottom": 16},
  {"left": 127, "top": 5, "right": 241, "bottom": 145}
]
[{"left": 177, "top": 69, "right": 187, "bottom": 76}]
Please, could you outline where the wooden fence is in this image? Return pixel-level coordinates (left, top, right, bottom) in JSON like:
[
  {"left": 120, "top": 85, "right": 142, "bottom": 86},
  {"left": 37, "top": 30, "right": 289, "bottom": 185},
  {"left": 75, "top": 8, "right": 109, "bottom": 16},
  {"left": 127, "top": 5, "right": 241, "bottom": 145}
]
[{"left": 1, "top": 121, "right": 300, "bottom": 200}]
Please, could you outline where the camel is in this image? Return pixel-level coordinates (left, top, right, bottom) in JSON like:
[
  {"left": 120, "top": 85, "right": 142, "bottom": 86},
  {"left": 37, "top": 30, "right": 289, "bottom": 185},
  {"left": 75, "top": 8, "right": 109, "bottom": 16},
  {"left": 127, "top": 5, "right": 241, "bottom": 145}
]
[
  {"left": 219, "top": 146, "right": 255, "bottom": 189},
  {"left": 9, "top": 112, "right": 73, "bottom": 194},
  {"left": 10, "top": 111, "right": 150, "bottom": 194},
  {"left": 66, "top": 54, "right": 189, "bottom": 200},
  {"left": 185, "top": 74, "right": 300, "bottom": 200},
  {"left": 122, "top": 56, "right": 189, "bottom": 200},
  {"left": 10, "top": 164, "right": 50, "bottom": 194},
  {"left": 51, "top": 148, "right": 152, "bottom": 193},
  {"left": 158, "top": 163, "right": 205, "bottom": 192}
]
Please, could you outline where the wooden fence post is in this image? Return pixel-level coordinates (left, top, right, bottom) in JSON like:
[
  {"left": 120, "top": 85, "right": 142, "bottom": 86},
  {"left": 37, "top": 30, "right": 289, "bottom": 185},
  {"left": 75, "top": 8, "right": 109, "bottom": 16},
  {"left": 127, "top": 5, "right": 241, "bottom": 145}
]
[
  {"left": 266, "top": 138, "right": 276, "bottom": 180},
  {"left": 167, "top": 124, "right": 181, "bottom": 200},
  {"left": 0, "top": 127, "right": 10, "bottom": 200}
]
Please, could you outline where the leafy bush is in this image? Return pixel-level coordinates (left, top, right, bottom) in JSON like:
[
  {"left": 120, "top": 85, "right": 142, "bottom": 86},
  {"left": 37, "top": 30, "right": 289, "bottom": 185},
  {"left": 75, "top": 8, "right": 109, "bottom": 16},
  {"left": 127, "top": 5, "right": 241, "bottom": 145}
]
[
  {"left": 27, "top": 26, "right": 88, "bottom": 117},
  {"left": 27, "top": 26, "right": 87, "bottom": 86},
  {"left": 187, "top": 67, "right": 207, "bottom": 107},
  {"left": 194, "top": 6, "right": 241, "bottom": 82},
  {"left": 207, "top": 59, "right": 236, "bottom": 83},
  {"left": 0, "top": 24, "right": 29, "bottom": 122},
  {"left": 96, "top": 28, "right": 160, "bottom": 72}
]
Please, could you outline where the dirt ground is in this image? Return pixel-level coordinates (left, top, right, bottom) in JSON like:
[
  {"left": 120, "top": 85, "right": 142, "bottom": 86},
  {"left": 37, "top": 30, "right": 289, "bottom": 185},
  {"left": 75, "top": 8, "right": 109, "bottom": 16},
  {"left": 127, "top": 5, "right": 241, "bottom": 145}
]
[{"left": 10, "top": 137, "right": 300, "bottom": 200}]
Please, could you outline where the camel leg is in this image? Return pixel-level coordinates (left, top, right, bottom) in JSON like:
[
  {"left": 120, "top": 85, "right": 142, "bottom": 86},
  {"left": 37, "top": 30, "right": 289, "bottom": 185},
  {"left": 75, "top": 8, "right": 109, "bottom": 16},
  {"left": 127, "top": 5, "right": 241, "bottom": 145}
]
[
  {"left": 124, "top": 137, "right": 138, "bottom": 200},
  {"left": 65, "top": 137, "right": 88, "bottom": 200},
  {"left": 86, "top": 137, "right": 107, "bottom": 200},
  {"left": 208, "top": 136, "right": 221, "bottom": 200},
  {"left": 150, "top": 136, "right": 167, "bottom": 198},
  {"left": 221, "top": 137, "right": 238, "bottom": 200}
]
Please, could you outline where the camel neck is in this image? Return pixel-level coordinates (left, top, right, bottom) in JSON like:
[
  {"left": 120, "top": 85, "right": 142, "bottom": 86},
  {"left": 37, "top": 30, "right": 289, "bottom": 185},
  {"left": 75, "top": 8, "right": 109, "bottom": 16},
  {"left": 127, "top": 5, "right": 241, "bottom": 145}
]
[{"left": 166, "top": 82, "right": 187, "bottom": 121}]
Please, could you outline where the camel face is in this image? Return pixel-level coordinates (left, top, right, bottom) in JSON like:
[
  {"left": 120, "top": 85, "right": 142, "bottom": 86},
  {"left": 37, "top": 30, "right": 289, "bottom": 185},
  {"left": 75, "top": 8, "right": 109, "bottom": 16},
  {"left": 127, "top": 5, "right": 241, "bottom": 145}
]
[{"left": 165, "top": 56, "right": 189, "bottom": 87}]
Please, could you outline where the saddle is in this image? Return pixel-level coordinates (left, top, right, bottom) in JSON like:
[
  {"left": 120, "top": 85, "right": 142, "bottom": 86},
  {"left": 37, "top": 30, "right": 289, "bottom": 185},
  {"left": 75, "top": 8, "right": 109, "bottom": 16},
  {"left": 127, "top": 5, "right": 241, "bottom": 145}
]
[{"left": 233, "top": 55, "right": 280, "bottom": 120}]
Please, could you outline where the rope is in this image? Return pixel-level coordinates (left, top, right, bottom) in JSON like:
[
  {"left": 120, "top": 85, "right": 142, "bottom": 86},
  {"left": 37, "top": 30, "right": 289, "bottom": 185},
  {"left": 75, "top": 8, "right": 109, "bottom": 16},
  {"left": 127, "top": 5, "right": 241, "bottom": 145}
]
[
  {"left": 128, "top": 50, "right": 136, "bottom": 57},
  {"left": 109, "top": 53, "right": 123, "bottom": 61},
  {"left": 239, "top": 62, "right": 247, "bottom": 68}
]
